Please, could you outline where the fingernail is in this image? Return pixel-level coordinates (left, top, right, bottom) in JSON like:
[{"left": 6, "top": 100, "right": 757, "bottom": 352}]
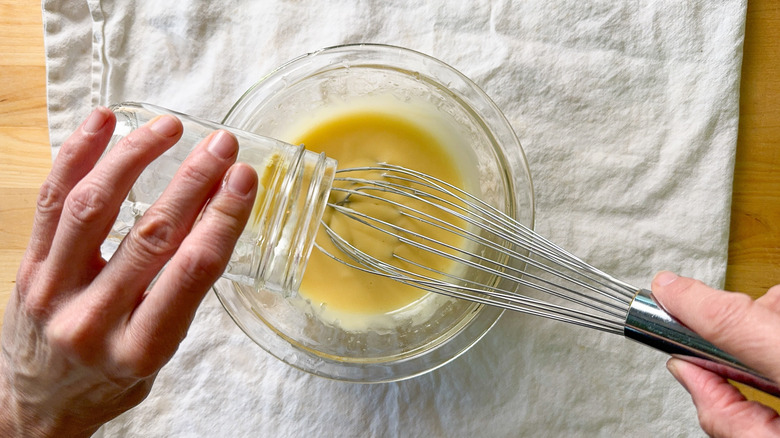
[
  {"left": 149, "top": 115, "right": 181, "bottom": 137},
  {"left": 655, "top": 270, "right": 679, "bottom": 287},
  {"left": 224, "top": 164, "right": 256, "bottom": 196},
  {"left": 83, "top": 107, "right": 110, "bottom": 133},
  {"left": 207, "top": 130, "right": 238, "bottom": 159},
  {"left": 666, "top": 359, "right": 679, "bottom": 378},
  {"left": 666, "top": 359, "right": 689, "bottom": 392}
]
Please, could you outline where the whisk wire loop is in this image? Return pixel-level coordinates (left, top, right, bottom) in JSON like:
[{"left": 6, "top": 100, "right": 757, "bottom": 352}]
[
  {"left": 318, "top": 221, "right": 626, "bottom": 334},
  {"left": 327, "top": 197, "right": 629, "bottom": 320},
  {"left": 316, "top": 164, "right": 638, "bottom": 334},
  {"left": 335, "top": 165, "right": 636, "bottom": 304},
  {"left": 312, "top": 163, "right": 780, "bottom": 397}
]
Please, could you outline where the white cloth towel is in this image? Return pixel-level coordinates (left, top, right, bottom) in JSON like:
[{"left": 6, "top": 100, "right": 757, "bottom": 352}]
[{"left": 42, "top": 1, "right": 746, "bottom": 436}]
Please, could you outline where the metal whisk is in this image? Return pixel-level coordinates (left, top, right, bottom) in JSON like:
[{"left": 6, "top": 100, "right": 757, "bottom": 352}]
[{"left": 315, "top": 163, "right": 780, "bottom": 397}]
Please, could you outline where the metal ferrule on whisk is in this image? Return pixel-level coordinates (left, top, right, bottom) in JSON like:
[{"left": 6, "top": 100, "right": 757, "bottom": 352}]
[{"left": 625, "top": 289, "right": 780, "bottom": 397}]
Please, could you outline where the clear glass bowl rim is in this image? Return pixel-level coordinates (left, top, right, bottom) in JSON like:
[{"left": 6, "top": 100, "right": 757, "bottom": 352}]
[{"left": 216, "top": 43, "right": 536, "bottom": 383}]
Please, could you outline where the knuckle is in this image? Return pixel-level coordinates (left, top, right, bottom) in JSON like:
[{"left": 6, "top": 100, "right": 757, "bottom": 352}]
[
  {"left": 36, "top": 179, "right": 67, "bottom": 217},
  {"left": 117, "top": 132, "right": 145, "bottom": 155},
  {"left": 178, "top": 162, "right": 215, "bottom": 187},
  {"left": 109, "top": 131, "right": 162, "bottom": 167},
  {"left": 118, "top": 350, "right": 163, "bottom": 380},
  {"left": 65, "top": 182, "right": 111, "bottom": 226},
  {"left": 22, "top": 291, "right": 56, "bottom": 321},
  {"left": 45, "top": 312, "right": 104, "bottom": 365},
  {"left": 177, "top": 246, "right": 226, "bottom": 288},
  {"left": 116, "top": 328, "right": 173, "bottom": 379},
  {"left": 698, "top": 291, "right": 753, "bottom": 340},
  {"left": 17, "top": 274, "right": 65, "bottom": 321},
  {"left": 691, "top": 379, "right": 735, "bottom": 436},
  {"left": 127, "top": 210, "right": 186, "bottom": 259},
  {"left": 207, "top": 201, "right": 249, "bottom": 235},
  {"left": 116, "top": 126, "right": 174, "bottom": 159}
]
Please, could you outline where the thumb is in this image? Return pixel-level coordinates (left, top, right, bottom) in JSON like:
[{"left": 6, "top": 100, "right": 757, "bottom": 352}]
[{"left": 651, "top": 271, "right": 780, "bottom": 383}]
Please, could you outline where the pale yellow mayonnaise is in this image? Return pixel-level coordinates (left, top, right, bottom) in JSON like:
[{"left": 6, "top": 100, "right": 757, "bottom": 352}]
[{"left": 285, "top": 97, "right": 475, "bottom": 331}]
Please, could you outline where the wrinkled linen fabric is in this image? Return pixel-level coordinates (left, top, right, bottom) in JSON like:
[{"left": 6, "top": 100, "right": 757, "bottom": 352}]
[{"left": 42, "top": 1, "right": 746, "bottom": 436}]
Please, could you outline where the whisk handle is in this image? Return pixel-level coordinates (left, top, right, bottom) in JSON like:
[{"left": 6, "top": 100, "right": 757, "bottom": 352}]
[{"left": 624, "top": 289, "right": 780, "bottom": 398}]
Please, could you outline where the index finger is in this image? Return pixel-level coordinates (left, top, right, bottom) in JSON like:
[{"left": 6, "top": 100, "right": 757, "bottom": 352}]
[
  {"left": 651, "top": 271, "right": 780, "bottom": 384},
  {"left": 42, "top": 115, "right": 183, "bottom": 296},
  {"left": 26, "top": 107, "right": 116, "bottom": 264}
]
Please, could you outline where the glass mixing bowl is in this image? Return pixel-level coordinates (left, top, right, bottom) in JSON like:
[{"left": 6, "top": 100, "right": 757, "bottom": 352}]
[{"left": 214, "top": 44, "right": 534, "bottom": 382}]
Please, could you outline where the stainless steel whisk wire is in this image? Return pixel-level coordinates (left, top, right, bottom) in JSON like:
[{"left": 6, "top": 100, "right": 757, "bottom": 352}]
[
  {"left": 314, "top": 163, "right": 780, "bottom": 397},
  {"left": 322, "top": 164, "right": 636, "bottom": 333}
]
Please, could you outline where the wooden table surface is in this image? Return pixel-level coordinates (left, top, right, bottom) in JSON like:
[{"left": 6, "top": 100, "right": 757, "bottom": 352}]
[{"left": 1, "top": 0, "right": 778, "bottom": 407}]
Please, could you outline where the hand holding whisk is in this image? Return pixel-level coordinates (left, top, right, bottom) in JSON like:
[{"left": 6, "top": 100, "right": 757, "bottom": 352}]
[{"left": 316, "top": 163, "right": 780, "bottom": 397}]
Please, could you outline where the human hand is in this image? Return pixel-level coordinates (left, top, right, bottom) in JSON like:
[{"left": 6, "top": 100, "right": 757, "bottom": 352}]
[
  {"left": 0, "top": 107, "right": 258, "bottom": 437},
  {"left": 651, "top": 271, "right": 780, "bottom": 437}
]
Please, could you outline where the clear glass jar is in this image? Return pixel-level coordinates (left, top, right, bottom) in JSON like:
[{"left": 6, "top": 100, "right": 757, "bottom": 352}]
[{"left": 102, "top": 102, "right": 337, "bottom": 295}]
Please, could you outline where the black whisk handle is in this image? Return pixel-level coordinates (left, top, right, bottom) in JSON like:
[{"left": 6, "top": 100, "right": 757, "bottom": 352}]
[{"left": 624, "top": 289, "right": 780, "bottom": 398}]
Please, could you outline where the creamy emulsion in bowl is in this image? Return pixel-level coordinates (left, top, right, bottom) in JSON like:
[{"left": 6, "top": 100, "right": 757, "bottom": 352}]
[{"left": 215, "top": 44, "right": 534, "bottom": 382}]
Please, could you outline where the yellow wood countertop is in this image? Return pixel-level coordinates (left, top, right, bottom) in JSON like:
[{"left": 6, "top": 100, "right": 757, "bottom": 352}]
[{"left": 1, "top": 0, "right": 778, "bottom": 407}]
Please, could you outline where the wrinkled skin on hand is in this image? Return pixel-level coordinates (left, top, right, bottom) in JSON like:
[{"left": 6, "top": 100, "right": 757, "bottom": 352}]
[
  {"left": 0, "top": 108, "right": 257, "bottom": 437},
  {"left": 652, "top": 271, "right": 780, "bottom": 438}
]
